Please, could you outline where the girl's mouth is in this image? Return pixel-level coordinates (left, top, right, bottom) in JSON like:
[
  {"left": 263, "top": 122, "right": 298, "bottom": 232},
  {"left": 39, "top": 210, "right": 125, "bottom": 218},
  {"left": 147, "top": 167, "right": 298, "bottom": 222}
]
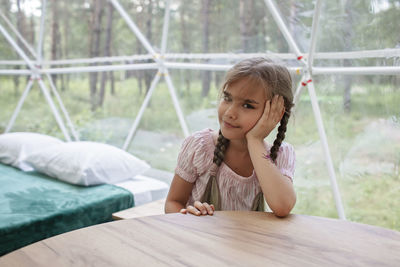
[{"left": 224, "top": 121, "right": 239, "bottom": 128}]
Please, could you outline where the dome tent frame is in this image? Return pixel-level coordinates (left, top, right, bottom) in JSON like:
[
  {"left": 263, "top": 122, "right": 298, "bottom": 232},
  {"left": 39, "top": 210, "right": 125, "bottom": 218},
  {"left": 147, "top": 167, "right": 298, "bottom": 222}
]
[{"left": 1, "top": 0, "right": 399, "bottom": 220}]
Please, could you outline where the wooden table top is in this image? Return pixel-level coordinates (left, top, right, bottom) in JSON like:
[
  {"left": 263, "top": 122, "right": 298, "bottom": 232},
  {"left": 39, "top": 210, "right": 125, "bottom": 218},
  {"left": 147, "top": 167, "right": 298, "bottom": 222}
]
[{"left": 1, "top": 211, "right": 400, "bottom": 267}]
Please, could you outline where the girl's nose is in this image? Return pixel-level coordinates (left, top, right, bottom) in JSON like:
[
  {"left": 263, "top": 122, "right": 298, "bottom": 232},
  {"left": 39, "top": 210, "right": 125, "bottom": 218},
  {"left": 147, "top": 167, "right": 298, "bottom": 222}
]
[{"left": 225, "top": 104, "right": 237, "bottom": 119}]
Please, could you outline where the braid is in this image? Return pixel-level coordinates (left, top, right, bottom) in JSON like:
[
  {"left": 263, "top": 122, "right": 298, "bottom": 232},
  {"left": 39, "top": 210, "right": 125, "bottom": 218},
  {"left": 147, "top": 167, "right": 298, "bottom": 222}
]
[
  {"left": 201, "top": 130, "right": 229, "bottom": 208},
  {"left": 270, "top": 112, "right": 290, "bottom": 162},
  {"left": 212, "top": 130, "right": 230, "bottom": 167}
]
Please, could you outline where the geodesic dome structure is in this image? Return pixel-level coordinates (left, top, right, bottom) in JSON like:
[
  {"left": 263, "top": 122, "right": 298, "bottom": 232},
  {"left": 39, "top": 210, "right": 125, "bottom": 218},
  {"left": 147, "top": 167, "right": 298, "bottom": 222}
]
[{"left": 1, "top": 0, "right": 399, "bottom": 223}]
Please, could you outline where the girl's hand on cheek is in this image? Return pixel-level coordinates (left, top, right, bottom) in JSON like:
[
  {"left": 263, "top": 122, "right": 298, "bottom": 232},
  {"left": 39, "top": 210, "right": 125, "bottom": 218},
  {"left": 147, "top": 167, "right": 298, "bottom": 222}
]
[
  {"left": 246, "top": 95, "right": 285, "bottom": 142},
  {"left": 180, "top": 201, "right": 215, "bottom": 216}
]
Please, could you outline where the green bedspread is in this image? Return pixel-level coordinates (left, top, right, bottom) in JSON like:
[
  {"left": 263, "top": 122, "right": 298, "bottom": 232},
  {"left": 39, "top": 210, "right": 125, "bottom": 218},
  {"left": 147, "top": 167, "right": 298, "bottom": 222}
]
[{"left": 0, "top": 163, "right": 134, "bottom": 256}]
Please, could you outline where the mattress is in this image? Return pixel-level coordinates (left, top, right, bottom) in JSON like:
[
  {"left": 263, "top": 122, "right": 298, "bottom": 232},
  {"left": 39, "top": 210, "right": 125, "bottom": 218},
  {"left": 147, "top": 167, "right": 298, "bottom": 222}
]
[
  {"left": 116, "top": 174, "right": 169, "bottom": 206},
  {"left": 0, "top": 163, "right": 134, "bottom": 256}
]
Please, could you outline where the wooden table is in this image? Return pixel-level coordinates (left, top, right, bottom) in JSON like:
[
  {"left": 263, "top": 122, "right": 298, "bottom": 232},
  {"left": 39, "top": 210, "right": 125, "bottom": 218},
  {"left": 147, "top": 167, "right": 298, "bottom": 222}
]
[
  {"left": 1, "top": 211, "right": 400, "bottom": 266},
  {"left": 112, "top": 198, "right": 165, "bottom": 220}
]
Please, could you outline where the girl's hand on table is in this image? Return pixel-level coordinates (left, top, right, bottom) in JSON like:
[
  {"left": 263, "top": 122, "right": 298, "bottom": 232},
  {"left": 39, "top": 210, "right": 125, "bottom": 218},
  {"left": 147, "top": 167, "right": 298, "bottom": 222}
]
[{"left": 180, "top": 201, "right": 215, "bottom": 216}]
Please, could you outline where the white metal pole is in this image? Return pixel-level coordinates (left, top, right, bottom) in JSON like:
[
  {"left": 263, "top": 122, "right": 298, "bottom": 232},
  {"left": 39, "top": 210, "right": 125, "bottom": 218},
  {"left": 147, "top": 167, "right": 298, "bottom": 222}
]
[
  {"left": 45, "top": 73, "right": 80, "bottom": 141},
  {"left": 39, "top": 63, "right": 159, "bottom": 75},
  {"left": 312, "top": 66, "right": 400, "bottom": 75},
  {"left": 164, "top": 69, "right": 189, "bottom": 137},
  {"left": 263, "top": 0, "right": 306, "bottom": 65},
  {"left": 5, "top": 78, "right": 34, "bottom": 133},
  {"left": 164, "top": 62, "right": 231, "bottom": 71},
  {"left": 1, "top": 49, "right": 399, "bottom": 66},
  {"left": 109, "top": 0, "right": 159, "bottom": 59},
  {"left": 308, "top": 0, "right": 323, "bottom": 72},
  {"left": 123, "top": 72, "right": 162, "bottom": 150},
  {"left": 4, "top": 64, "right": 398, "bottom": 76},
  {"left": 37, "top": 77, "right": 71, "bottom": 141},
  {"left": 0, "top": 22, "right": 36, "bottom": 70},
  {"left": 0, "top": 11, "right": 37, "bottom": 58},
  {"left": 36, "top": 0, "right": 47, "bottom": 65},
  {"left": 40, "top": 54, "right": 153, "bottom": 66},
  {"left": 160, "top": 0, "right": 171, "bottom": 55},
  {"left": 159, "top": 0, "right": 189, "bottom": 137},
  {"left": 307, "top": 0, "right": 346, "bottom": 219},
  {"left": 0, "top": 69, "right": 31, "bottom": 75},
  {"left": 306, "top": 76, "right": 346, "bottom": 220},
  {"left": 35, "top": 0, "right": 72, "bottom": 141},
  {"left": 292, "top": 74, "right": 306, "bottom": 107}
]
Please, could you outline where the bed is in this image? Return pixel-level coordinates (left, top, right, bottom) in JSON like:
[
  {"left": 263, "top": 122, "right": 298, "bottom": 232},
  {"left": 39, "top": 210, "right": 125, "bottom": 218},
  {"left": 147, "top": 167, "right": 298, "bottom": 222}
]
[
  {"left": 0, "top": 132, "right": 171, "bottom": 255},
  {"left": 0, "top": 165, "right": 170, "bottom": 256}
]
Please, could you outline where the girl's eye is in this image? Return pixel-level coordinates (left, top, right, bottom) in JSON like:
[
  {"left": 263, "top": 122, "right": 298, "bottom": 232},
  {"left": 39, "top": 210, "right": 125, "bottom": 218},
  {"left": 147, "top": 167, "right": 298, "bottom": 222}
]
[
  {"left": 243, "top": 103, "right": 254, "bottom": 109},
  {"left": 223, "top": 95, "right": 231, "bottom": 101}
]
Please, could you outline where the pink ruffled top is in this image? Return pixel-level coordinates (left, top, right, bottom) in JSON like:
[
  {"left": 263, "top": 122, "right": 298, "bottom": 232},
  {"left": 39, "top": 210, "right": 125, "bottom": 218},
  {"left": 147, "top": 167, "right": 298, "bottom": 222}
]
[{"left": 175, "top": 128, "right": 296, "bottom": 211}]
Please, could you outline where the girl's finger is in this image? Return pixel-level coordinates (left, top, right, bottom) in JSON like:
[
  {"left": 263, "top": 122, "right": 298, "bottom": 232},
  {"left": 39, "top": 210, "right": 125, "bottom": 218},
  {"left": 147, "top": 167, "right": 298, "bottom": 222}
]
[
  {"left": 210, "top": 204, "right": 215, "bottom": 211},
  {"left": 186, "top": 205, "right": 201, "bottom": 216},
  {"left": 272, "top": 95, "right": 281, "bottom": 115},
  {"left": 272, "top": 95, "right": 283, "bottom": 122},
  {"left": 180, "top": 208, "right": 187, "bottom": 214},
  {"left": 202, "top": 202, "right": 214, "bottom": 215},
  {"left": 263, "top": 100, "right": 271, "bottom": 118},
  {"left": 279, "top": 96, "right": 285, "bottom": 121},
  {"left": 194, "top": 200, "right": 207, "bottom": 215}
]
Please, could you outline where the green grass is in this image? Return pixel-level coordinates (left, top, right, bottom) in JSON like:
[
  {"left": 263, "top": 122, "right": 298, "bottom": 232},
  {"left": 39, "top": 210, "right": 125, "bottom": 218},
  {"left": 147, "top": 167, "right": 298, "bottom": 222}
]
[{"left": 1, "top": 75, "right": 399, "bottom": 231}]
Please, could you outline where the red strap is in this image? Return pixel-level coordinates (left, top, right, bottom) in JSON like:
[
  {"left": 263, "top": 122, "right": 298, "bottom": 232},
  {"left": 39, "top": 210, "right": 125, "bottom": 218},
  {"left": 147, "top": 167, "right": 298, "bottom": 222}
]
[{"left": 301, "top": 79, "right": 313, "bottom": 86}]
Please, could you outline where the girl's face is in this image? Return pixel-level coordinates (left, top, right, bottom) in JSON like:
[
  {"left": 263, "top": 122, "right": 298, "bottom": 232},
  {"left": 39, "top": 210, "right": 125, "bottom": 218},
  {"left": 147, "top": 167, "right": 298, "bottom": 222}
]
[{"left": 218, "top": 77, "right": 267, "bottom": 141}]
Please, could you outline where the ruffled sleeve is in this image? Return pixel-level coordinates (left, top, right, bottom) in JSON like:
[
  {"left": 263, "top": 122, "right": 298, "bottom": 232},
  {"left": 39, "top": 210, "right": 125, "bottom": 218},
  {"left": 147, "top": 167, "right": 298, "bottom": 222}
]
[
  {"left": 175, "top": 129, "right": 213, "bottom": 183},
  {"left": 275, "top": 142, "right": 296, "bottom": 181}
]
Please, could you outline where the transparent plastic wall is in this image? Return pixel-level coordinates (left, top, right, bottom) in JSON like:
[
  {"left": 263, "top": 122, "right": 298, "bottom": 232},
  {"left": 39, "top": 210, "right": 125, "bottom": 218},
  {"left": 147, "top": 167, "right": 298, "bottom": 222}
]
[{"left": 0, "top": 0, "right": 399, "bottom": 230}]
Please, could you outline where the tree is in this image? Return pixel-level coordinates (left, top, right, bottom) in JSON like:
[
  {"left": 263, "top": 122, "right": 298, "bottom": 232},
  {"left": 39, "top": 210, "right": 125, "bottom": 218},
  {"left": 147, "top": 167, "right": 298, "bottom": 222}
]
[
  {"left": 13, "top": 0, "right": 26, "bottom": 95},
  {"left": 51, "top": 0, "right": 61, "bottom": 87},
  {"left": 144, "top": 0, "right": 153, "bottom": 94},
  {"left": 179, "top": 1, "right": 191, "bottom": 93},
  {"left": 342, "top": 0, "right": 354, "bottom": 113},
  {"left": 99, "top": 1, "right": 114, "bottom": 105},
  {"left": 201, "top": 0, "right": 211, "bottom": 98},
  {"left": 239, "top": 0, "right": 255, "bottom": 52},
  {"left": 88, "top": 0, "right": 105, "bottom": 111}
]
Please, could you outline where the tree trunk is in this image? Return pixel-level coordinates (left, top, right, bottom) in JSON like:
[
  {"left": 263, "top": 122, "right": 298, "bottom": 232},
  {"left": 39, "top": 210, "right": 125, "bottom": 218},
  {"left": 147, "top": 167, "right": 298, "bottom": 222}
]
[
  {"left": 395, "top": 33, "right": 400, "bottom": 87},
  {"left": 13, "top": 0, "right": 26, "bottom": 95},
  {"left": 180, "top": 1, "right": 191, "bottom": 93},
  {"left": 201, "top": 0, "right": 211, "bottom": 98},
  {"left": 260, "top": 11, "right": 267, "bottom": 51},
  {"left": 343, "top": 0, "right": 353, "bottom": 113},
  {"left": 288, "top": 1, "right": 300, "bottom": 49},
  {"left": 62, "top": 1, "right": 70, "bottom": 91},
  {"left": 239, "top": 0, "right": 255, "bottom": 52},
  {"left": 51, "top": 0, "right": 61, "bottom": 87},
  {"left": 29, "top": 14, "right": 35, "bottom": 45},
  {"left": 99, "top": 2, "right": 114, "bottom": 106},
  {"left": 89, "top": 0, "right": 105, "bottom": 111},
  {"left": 144, "top": 0, "right": 153, "bottom": 94},
  {"left": 214, "top": 2, "right": 224, "bottom": 90},
  {"left": 110, "top": 72, "right": 115, "bottom": 95},
  {"left": 136, "top": 47, "right": 143, "bottom": 96}
]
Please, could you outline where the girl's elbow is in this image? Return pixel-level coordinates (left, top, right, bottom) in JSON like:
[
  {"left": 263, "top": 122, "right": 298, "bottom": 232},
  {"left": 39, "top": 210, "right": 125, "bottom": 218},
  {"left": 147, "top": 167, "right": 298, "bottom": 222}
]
[
  {"left": 272, "top": 198, "right": 296, "bottom": 218},
  {"left": 273, "top": 208, "right": 291, "bottom": 218}
]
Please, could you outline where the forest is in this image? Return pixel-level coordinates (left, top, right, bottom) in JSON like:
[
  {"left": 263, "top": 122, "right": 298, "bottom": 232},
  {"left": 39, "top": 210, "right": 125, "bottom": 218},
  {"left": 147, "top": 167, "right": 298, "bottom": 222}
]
[{"left": 0, "top": 0, "right": 399, "bottom": 230}]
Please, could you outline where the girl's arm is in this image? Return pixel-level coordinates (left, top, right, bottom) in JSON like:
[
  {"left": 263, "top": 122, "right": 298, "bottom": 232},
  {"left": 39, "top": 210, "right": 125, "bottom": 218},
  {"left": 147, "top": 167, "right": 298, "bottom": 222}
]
[
  {"left": 164, "top": 174, "right": 194, "bottom": 213},
  {"left": 247, "top": 139, "right": 296, "bottom": 217},
  {"left": 246, "top": 95, "right": 296, "bottom": 217}
]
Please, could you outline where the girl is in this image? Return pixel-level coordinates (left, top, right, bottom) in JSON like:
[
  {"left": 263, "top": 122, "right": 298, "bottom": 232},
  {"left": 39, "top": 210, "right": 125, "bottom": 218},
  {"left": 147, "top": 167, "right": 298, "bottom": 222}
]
[{"left": 165, "top": 57, "right": 296, "bottom": 217}]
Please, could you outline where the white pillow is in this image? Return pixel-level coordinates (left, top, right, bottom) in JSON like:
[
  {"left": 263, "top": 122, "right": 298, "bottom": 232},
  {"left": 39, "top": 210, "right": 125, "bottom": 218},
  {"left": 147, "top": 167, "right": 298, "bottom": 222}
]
[
  {"left": 0, "top": 132, "right": 64, "bottom": 171},
  {"left": 22, "top": 141, "right": 151, "bottom": 186}
]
